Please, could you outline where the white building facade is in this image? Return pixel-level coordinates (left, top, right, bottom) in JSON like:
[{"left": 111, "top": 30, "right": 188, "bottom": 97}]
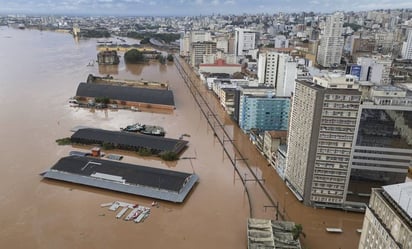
[
  {"left": 234, "top": 28, "right": 256, "bottom": 57},
  {"left": 317, "top": 12, "right": 344, "bottom": 67}
]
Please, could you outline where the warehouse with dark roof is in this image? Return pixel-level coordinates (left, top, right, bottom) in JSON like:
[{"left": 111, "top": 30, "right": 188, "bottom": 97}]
[
  {"left": 71, "top": 128, "right": 188, "bottom": 155},
  {"left": 41, "top": 156, "right": 199, "bottom": 203},
  {"left": 75, "top": 82, "right": 175, "bottom": 109}
]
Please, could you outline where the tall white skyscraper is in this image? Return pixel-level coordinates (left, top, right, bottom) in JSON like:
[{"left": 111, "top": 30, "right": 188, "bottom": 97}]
[
  {"left": 234, "top": 28, "right": 256, "bottom": 57},
  {"left": 317, "top": 12, "right": 344, "bottom": 67},
  {"left": 257, "top": 52, "right": 302, "bottom": 97},
  {"left": 401, "top": 29, "right": 412, "bottom": 59}
]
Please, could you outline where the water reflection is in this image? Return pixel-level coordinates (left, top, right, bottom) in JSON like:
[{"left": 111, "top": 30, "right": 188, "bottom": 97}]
[
  {"left": 98, "top": 64, "right": 119, "bottom": 75},
  {"left": 0, "top": 27, "right": 364, "bottom": 249},
  {"left": 125, "top": 62, "right": 145, "bottom": 75},
  {"left": 159, "top": 63, "right": 167, "bottom": 73}
]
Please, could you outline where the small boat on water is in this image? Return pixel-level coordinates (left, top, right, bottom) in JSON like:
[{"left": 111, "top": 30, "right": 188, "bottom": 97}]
[
  {"left": 130, "top": 106, "right": 141, "bottom": 112},
  {"left": 121, "top": 123, "right": 145, "bottom": 132},
  {"left": 68, "top": 98, "right": 79, "bottom": 107},
  {"left": 121, "top": 123, "right": 165, "bottom": 137},
  {"left": 139, "top": 125, "right": 165, "bottom": 136}
]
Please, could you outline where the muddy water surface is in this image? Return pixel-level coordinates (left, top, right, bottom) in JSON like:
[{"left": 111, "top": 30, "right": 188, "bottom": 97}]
[{"left": 0, "top": 27, "right": 363, "bottom": 249}]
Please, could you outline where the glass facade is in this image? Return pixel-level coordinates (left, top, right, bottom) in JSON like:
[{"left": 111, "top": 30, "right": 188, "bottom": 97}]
[
  {"left": 239, "top": 96, "right": 290, "bottom": 132},
  {"left": 347, "top": 107, "right": 412, "bottom": 204}
]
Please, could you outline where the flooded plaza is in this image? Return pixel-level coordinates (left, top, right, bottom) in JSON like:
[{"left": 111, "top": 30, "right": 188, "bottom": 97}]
[{"left": 0, "top": 27, "right": 363, "bottom": 249}]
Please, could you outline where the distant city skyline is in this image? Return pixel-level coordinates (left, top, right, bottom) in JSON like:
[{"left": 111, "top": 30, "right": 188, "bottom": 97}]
[{"left": 1, "top": 0, "right": 412, "bottom": 16}]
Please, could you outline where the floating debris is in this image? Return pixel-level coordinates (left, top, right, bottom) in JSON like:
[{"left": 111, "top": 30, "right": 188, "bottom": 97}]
[
  {"left": 107, "top": 154, "right": 123, "bottom": 161},
  {"left": 102, "top": 201, "right": 151, "bottom": 223}
]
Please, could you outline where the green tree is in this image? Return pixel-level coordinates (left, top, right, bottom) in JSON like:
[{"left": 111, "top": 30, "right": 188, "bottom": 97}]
[
  {"left": 292, "top": 224, "right": 304, "bottom": 240},
  {"left": 137, "top": 147, "right": 152, "bottom": 156},
  {"left": 167, "top": 54, "right": 174, "bottom": 62},
  {"left": 95, "top": 97, "right": 110, "bottom": 104},
  {"left": 158, "top": 55, "right": 166, "bottom": 64},
  {"left": 102, "top": 142, "right": 115, "bottom": 150},
  {"left": 124, "top": 49, "right": 145, "bottom": 64},
  {"left": 160, "top": 151, "right": 179, "bottom": 161},
  {"left": 56, "top": 137, "right": 71, "bottom": 145}
]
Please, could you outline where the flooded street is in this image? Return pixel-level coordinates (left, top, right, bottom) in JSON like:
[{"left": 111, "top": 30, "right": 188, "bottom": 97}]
[{"left": 0, "top": 27, "right": 363, "bottom": 249}]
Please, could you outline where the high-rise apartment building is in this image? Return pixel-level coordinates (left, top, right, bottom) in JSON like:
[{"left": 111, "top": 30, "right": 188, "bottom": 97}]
[
  {"left": 190, "top": 41, "right": 217, "bottom": 67},
  {"left": 180, "top": 32, "right": 191, "bottom": 57},
  {"left": 317, "top": 12, "right": 344, "bottom": 67},
  {"left": 401, "top": 29, "right": 412, "bottom": 59},
  {"left": 180, "top": 30, "right": 212, "bottom": 58},
  {"left": 258, "top": 52, "right": 288, "bottom": 86},
  {"left": 257, "top": 52, "right": 303, "bottom": 97},
  {"left": 358, "top": 182, "right": 411, "bottom": 249},
  {"left": 234, "top": 28, "right": 256, "bottom": 57},
  {"left": 285, "top": 74, "right": 361, "bottom": 206}
]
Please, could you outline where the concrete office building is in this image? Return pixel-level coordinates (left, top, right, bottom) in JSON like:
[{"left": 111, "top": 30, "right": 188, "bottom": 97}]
[
  {"left": 317, "top": 12, "right": 344, "bottom": 67},
  {"left": 190, "top": 41, "right": 217, "bottom": 67},
  {"left": 285, "top": 73, "right": 361, "bottom": 206},
  {"left": 237, "top": 86, "right": 290, "bottom": 133},
  {"left": 179, "top": 32, "right": 191, "bottom": 57},
  {"left": 358, "top": 182, "right": 411, "bottom": 249},
  {"left": 257, "top": 52, "right": 302, "bottom": 97},
  {"left": 238, "top": 94, "right": 290, "bottom": 133},
  {"left": 234, "top": 28, "right": 256, "bottom": 57},
  {"left": 357, "top": 56, "right": 392, "bottom": 85},
  {"left": 180, "top": 30, "right": 212, "bottom": 58},
  {"left": 345, "top": 85, "right": 412, "bottom": 208},
  {"left": 258, "top": 52, "right": 289, "bottom": 87}
]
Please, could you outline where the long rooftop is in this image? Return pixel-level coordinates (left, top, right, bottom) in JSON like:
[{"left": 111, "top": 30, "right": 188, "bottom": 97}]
[
  {"left": 41, "top": 156, "right": 199, "bottom": 203},
  {"left": 71, "top": 128, "right": 188, "bottom": 155},
  {"left": 76, "top": 82, "right": 175, "bottom": 107}
]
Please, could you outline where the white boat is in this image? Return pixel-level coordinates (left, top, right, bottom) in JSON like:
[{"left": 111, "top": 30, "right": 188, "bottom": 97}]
[
  {"left": 130, "top": 106, "right": 140, "bottom": 112},
  {"left": 109, "top": 201, "right": 120, "bottom": 211},
  {"left": 124, "top": 208, "right": 139, "bottom": 221},
  {"left": 326, "top": 228, "right": 343, "bottom": 233},
  {"left": 133, "top": 209, "right": 150, "bottom": 223},
  {"left": 68, "top": 98, "right": 79, "bottom": 107},
  {"left": 116, "top": 207, "right": 129, "bottom": 219},
  {"left": 100, "top": 202, "right": 113, "bottom": 207}
]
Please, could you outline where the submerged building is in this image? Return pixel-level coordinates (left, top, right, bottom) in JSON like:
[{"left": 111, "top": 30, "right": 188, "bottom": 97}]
[
  {"left": 75, "top": 82, "right": 175, "bottom": 110},
  {"left": 42, "top": 156, "right": 199, "bottom": 203},
  {"left": 97, "top": 50, "right": 120, "bottom": 65},
  {"left": 71, "top": 128, "right": 188, "bottom": 155},
  {"left": 285, "top": 75, "right": 361, "bottom": 206}
]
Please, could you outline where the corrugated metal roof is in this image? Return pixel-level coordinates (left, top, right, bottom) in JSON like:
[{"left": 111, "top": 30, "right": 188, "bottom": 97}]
[
  {"left": 42, "top": 156, "right": 198, "bottom": 203},
  {"left": 76, "top": 82, "right": 175, "bottom": 106},
  {"left": 71, "top": 128, "right": 188, "bottom": 154}
]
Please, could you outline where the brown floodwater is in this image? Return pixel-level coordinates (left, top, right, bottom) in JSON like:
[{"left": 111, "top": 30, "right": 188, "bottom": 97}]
[{"left": 0, "top": 27, "right": 363, "bottom": 249}]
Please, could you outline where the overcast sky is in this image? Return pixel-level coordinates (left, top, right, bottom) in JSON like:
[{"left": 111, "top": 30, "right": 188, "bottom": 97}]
[{"left": 1, "top": 0, "right": 412, "bottom": 16}]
